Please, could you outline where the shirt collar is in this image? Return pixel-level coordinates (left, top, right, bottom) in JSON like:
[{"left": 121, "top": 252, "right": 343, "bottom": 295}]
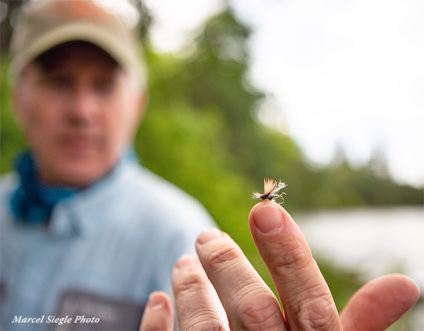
[{"left": 47, "top": 156, "right": 139, "bottom": 237}]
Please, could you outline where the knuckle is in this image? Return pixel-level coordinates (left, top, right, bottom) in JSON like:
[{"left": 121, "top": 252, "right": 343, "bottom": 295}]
[
  {"left": 173, "top": 268, "right": 205, "bottom": 294},
  {"left": 141, "top": 319, "right": 169, "bottom": 331},
  {"left": 236, "top": 293, "right": 283, "bottom": 329},
  {"left": 205, "top": 244, "right": 240, "bottom": 271},
  {"left": 297, "top": 296, "right": 340, "bottom": 331},
  {"left": 270, "top": 240, "right": 313, "bottom": 276},
  {"left": 141, "top": 324, "right": 164, "bottom": 331},
  {"left": 186, "top": 318, "right": 225, "bottom": 331}
]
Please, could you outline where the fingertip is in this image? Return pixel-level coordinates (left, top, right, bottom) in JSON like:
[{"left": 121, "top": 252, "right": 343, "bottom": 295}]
[
  {"left": 146, "top": 292, "right": 172, "bottom": 313},
  {"left": 140, "top": 292, "right": 174, "bottom": 331},
  {"left": 249, "top": 200, "right": 289, "bottom": 219},
  {"left": 249, "top": 200, "right": 291, "bottom": 234},
  {"left": 249, "top": 201, "right": 275, "bottom": 220},
  {"left": 385, "top": 274, "right": 421, "bottom": 308},
  {"left": 341, "top": 273, "right": 421, "bottom": 331},
  {"left": 197, "top": 228, "right": 224, "bottom": 245},
  {"left": 174, "top": 254, "right": 198, "bottom": 269}
]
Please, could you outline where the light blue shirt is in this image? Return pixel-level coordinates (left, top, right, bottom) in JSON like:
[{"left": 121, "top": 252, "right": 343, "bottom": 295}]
[{"left": 0, "top": 159, "right": 215, "bottom": 330}]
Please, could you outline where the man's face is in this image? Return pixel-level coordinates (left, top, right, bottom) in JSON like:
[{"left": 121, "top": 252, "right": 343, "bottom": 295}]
[{"left": 13, "top": 42, "right": 144, "bottom": 187}]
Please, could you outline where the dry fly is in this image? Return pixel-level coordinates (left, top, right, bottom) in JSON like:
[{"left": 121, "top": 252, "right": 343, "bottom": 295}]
[{"left": 252, "top": 178, "right": 287, "bottom": 203}]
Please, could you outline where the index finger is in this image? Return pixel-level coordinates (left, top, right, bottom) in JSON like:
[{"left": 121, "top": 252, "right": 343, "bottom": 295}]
[{"left": 248, "top": 201, "right": 342, "bottom": 330}]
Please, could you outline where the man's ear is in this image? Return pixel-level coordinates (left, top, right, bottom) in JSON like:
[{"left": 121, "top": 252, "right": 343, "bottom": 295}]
[
  {"left": 131, "top": 89, "right": 148, "bottom": 131},
  {"left": 125, "top": 89, "right": 148, "bottom": 144},
  {"left": 137, "top": 89, "right": 149, "bottom": 122}
]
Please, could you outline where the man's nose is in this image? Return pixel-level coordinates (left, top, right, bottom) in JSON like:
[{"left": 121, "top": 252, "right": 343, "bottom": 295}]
[{"left": 66, "top": 87, "right": 98, "bottom": 126}]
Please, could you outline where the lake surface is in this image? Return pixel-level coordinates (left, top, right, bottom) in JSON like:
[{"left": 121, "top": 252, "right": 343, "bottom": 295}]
[{"left": 296, "top": 206, "right": 424, "bottom": 331}]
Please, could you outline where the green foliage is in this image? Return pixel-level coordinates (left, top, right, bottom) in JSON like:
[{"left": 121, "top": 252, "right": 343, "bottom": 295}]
[
  {"left": 0, "top": 56, "right": 25, "bottom": 172},
  {"left": 318, "top": 259, "right": 362, "bottom": 311},
  {"left": 136, "top": 49, "right": 259, "bottom": 259}
]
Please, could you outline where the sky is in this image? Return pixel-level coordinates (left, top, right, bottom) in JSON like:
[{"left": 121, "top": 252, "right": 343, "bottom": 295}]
[{"left": 144, "top": 0, "right": 424, "bottom": 188}]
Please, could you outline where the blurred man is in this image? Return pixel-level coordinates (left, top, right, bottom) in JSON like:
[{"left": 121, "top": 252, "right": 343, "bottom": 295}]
[
  {"left": 0, "top": 0, "right": 215, "bottom": 329},
  {"left": 1, "top": 1, "right": 419, "bottom": 331}
]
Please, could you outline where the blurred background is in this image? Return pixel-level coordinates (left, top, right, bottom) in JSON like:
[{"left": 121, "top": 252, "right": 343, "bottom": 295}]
[{"left": 1, "top": 0, "right": 423, "bottom": 329}]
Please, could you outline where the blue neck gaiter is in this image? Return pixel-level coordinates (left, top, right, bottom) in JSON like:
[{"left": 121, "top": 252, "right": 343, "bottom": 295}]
[
  {"left": 10, "top": 151, "right": 77, "bottom": 224},
  {"left": 10, "top": 149, "right": 139, "bottom": 224}
]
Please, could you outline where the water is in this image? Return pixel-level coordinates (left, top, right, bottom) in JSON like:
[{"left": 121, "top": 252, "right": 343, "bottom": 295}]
[{"left": 296, "top": 207, "right": 424, "bottom": 330}]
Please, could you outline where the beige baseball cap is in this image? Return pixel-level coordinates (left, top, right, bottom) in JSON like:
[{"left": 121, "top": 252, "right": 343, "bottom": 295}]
[{"left": 9, "top": 0, "right": 147, "bottom": 87}]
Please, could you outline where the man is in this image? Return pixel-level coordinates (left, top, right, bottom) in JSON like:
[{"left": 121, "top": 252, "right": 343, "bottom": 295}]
[
  {"left": 1, "top": 1, "right": 419, "bottom": 330},
  {"left": 0, "top": 0, "right": 215, "bottom": 329}
]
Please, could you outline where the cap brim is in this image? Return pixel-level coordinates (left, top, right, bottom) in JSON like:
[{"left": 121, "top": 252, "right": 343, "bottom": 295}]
[{"left": 10, "top": 22, "right": 146, "bottom": 86}]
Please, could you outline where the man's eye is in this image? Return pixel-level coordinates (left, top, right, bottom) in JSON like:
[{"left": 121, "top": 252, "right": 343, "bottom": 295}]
[
  {"left": 46, "top": 74, "right": 72, "bottom": 88},
  {"left": 94, "top": 79, "right": 114, "bottom": 95}
]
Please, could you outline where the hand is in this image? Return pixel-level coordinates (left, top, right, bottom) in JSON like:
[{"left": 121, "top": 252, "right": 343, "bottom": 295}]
[{"left": 140, "top": 201, "right": 419, "bottom": 330}]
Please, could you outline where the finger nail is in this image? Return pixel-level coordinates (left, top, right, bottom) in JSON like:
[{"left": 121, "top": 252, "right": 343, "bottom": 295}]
[
  {"left": 253, "top": 204, "right": 283, "bottom": 233},
  {"left": 197, "top": 228, "right": 222, "bottom": 244},
  {"left": 147, "top": 293, "right": 166, "bottom": 310},
  {"left": 175, "top": 254, "right": 197, "bottom": 269}
]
